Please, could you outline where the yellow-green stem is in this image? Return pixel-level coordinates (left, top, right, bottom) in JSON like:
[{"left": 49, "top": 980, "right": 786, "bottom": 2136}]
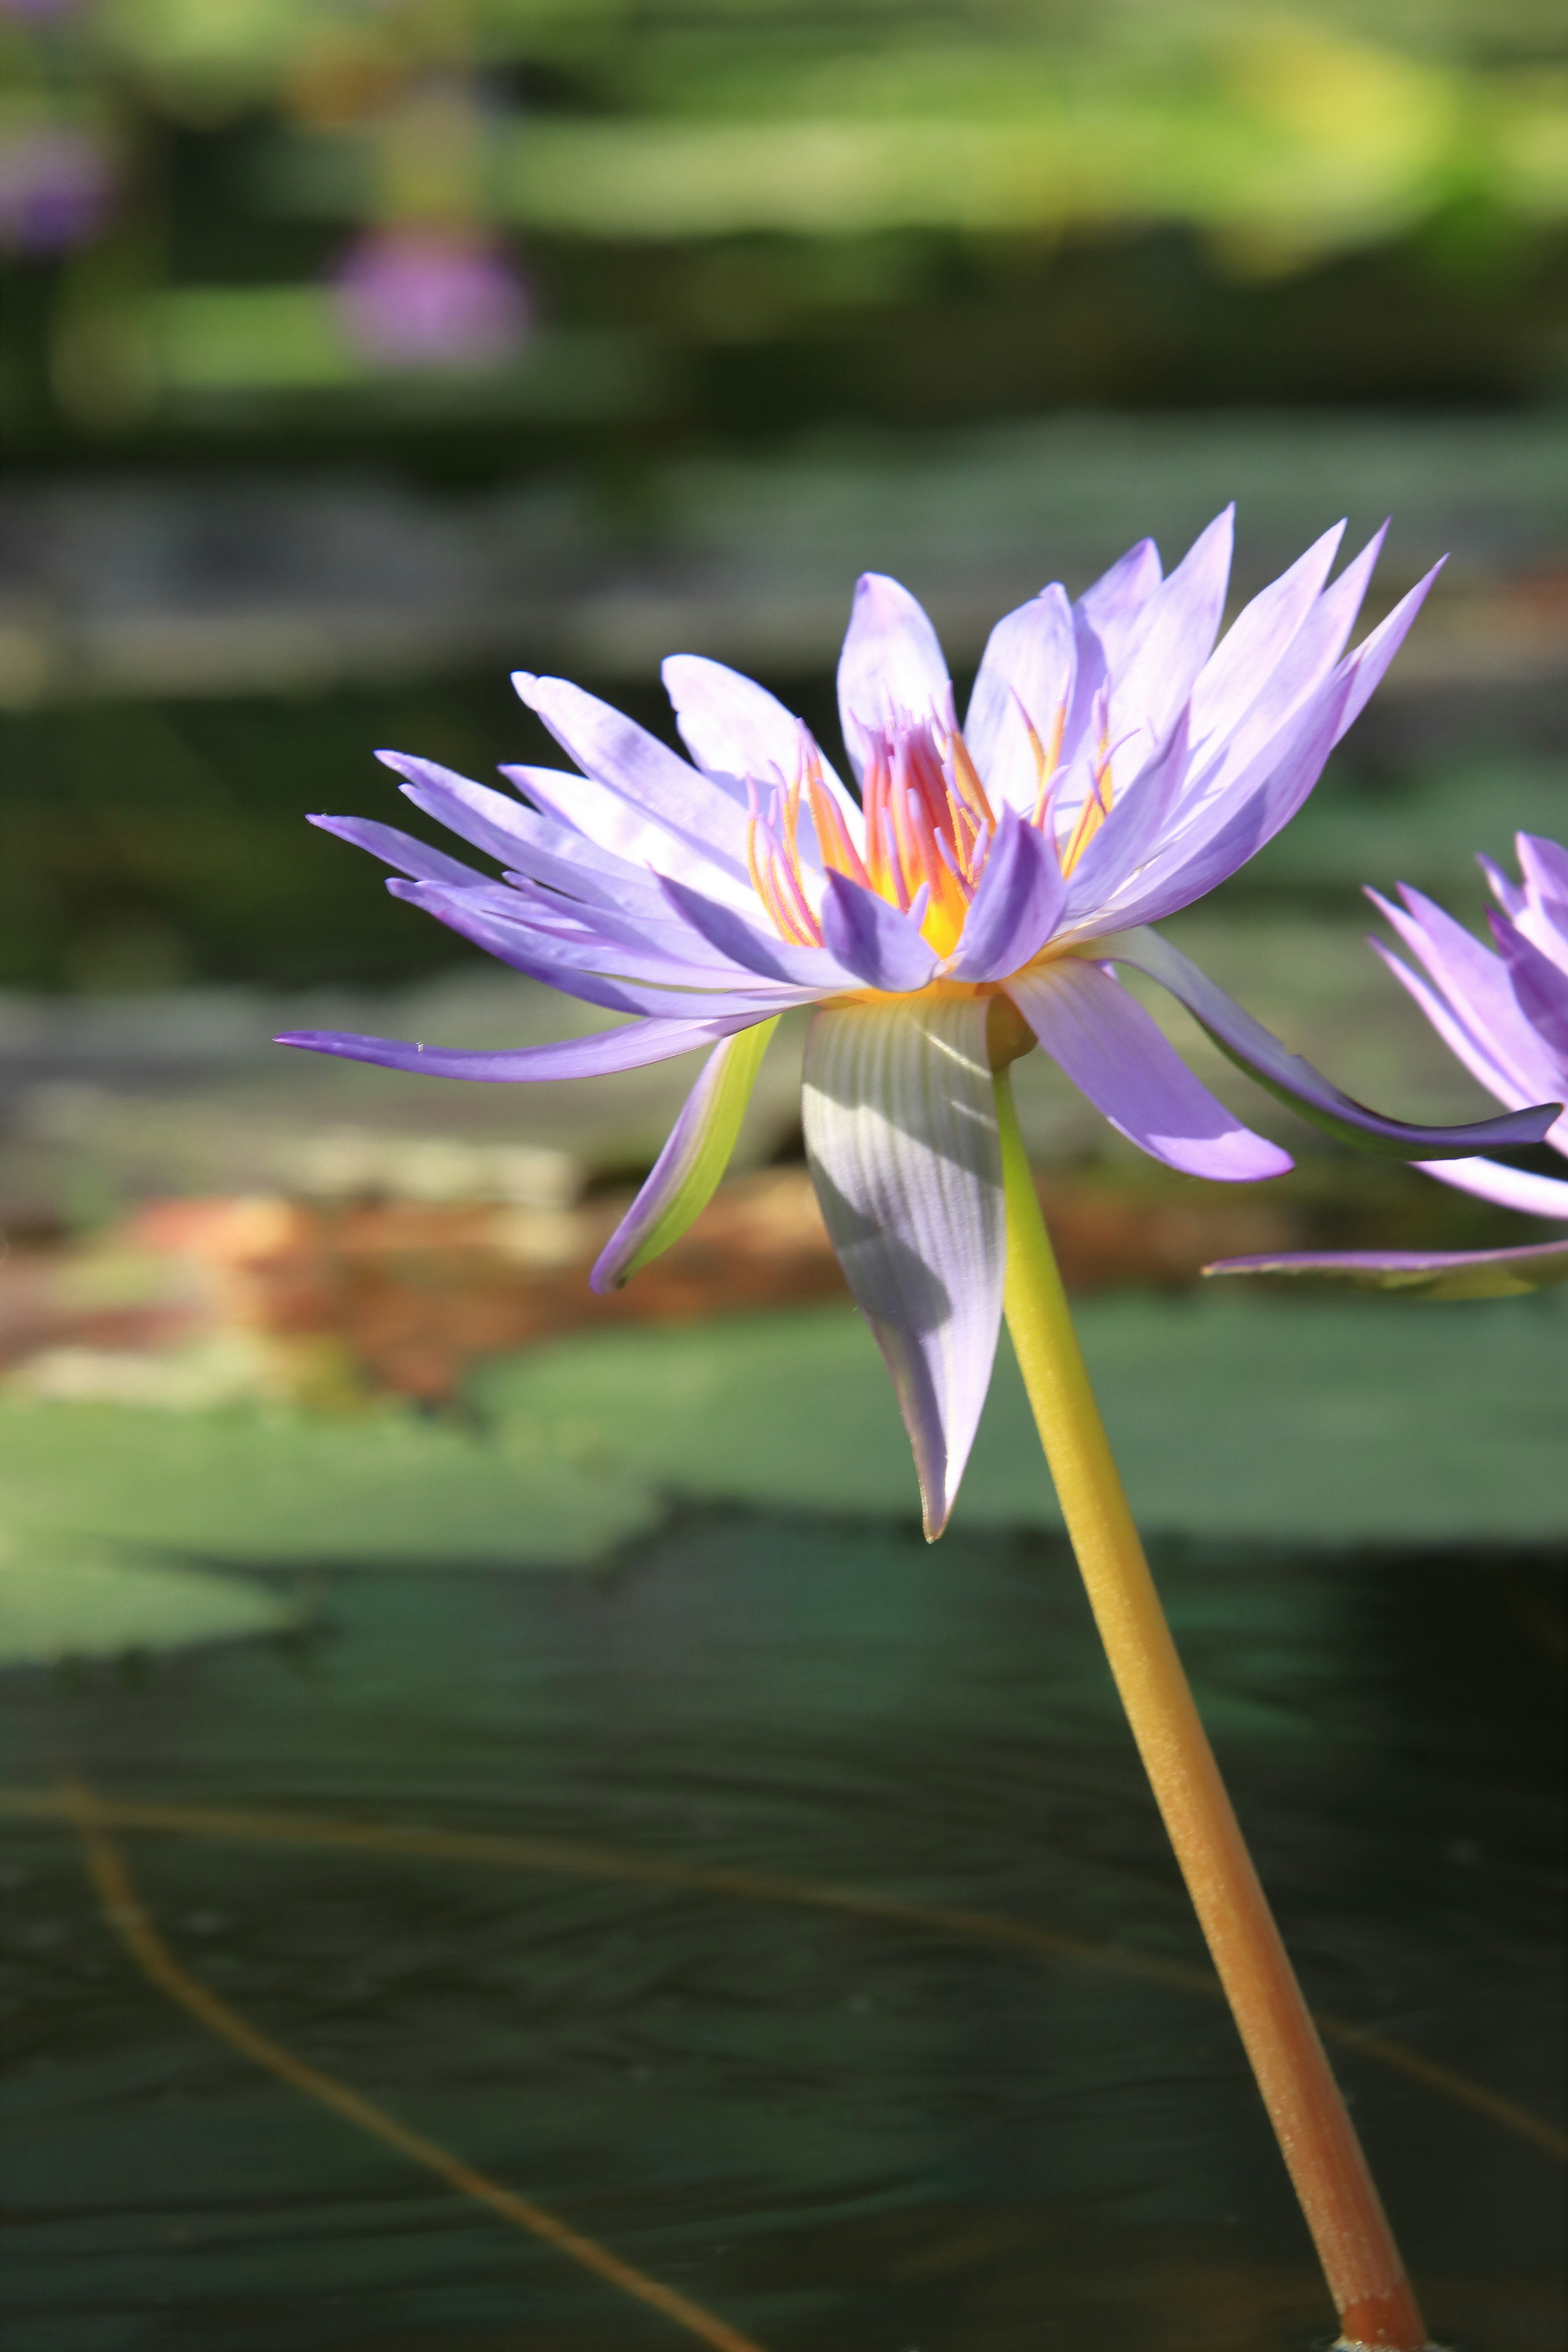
[{"left": 995, "top": 1070, "right": 1430, "bottom": 2352}]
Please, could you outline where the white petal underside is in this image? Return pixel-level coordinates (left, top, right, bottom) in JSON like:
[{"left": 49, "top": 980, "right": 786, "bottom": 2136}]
[{"left": 802, "top": 995, "right": 1003, "bottom": 1539}]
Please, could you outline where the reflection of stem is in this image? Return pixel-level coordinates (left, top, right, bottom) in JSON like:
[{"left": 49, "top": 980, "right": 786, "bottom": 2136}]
[{"left": 994, "top": 1069, "right": 1432, "bottom": 2352}]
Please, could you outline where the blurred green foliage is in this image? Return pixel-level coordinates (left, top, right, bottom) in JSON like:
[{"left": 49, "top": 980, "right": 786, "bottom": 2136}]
[{"left": 4, "top": 1, "right": 1567, "bottom": 457}]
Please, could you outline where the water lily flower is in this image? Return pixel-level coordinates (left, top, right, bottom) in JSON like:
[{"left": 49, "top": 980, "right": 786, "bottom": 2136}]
[
  {"left": 1209, "top": 832, "right": 1568, "bottom": 1298},
  {"left": 332, "top": 226, "right": 530, "bottom": 369},
  {"left": 280, "top": 509, "right": 1555, "bottom": 1533}
]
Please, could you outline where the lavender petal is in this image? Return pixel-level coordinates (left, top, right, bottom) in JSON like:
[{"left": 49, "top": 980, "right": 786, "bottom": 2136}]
[
  {"left": 275, "top": 1016, "right": 755, "bottom": 1082},
  {"left": 944, "top": 807, "right": 1067, "bottom": 982},
  {"left": 590, "top": 1019, "right": 781, "bottom": 1292},
  {"left": 819, "top": 872, "right": 939, "bottom": 993},
  {"left": 1204, "top": 1238, "right": 1568, "bottom": 1299},
  {"left": 836, "top": 573, "right": 951, "bottom": 777},
  {"left": 1004, "top": 958, "right": 1292, "bottom": 1180},
  {"left": 1105, "top": 925, "right": 1564, "bottom": 1156}
]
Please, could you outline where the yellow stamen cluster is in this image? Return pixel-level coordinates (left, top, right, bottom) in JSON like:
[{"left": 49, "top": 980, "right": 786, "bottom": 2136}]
[{"left": 744, "top": 700, "right": 1111, "bottom": 965}]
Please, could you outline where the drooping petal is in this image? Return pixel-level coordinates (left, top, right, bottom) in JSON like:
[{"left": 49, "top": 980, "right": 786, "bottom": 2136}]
[
  {"left": 1102, "top": 925, "right": 1564, "bottom": 1157},
  {"left": 1004, "top": 957, "right": 1292, "bottom": 1180},
  {"left": 836, "top": 574, "right": 950, "bottom": 777},
  {"left": 1204, "top": 1238, "right": 1568, "bottom": 1300},
  {"left": 1415, "top": 1154, "right": 1568, "bottom": 1219},
  {"left": 963, "top": 583, "right": 1076, "bottom": 814},
  {"left": 591, "top": 1019, "right": 781, "bottom": 1292},
  {"left": 802, "top": 995, "right": 1003, "bottom": 1539},
  {"left": 662, "top": 654, "right": 861, "bottom": 845},
  {"left": 275, "top": 1014, "right": 755, "bottom": 1082},
  {"left": 944, "top": 806, "right": 1067, "bottom": 982},
  {"left": 819, "top": 871, "right": 940, "bottom": 992}
]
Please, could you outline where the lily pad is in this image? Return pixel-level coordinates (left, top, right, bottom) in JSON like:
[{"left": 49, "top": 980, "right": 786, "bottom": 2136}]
[
  {"left": 0, "top": 1399, "right": 659, "bottom": 1569},
  {"left": 0, "top": 1539, "right": 296, "bottom": 1668},
  {"left": 474, "top": 1292, "right": 1568, "bottom": 1544}
]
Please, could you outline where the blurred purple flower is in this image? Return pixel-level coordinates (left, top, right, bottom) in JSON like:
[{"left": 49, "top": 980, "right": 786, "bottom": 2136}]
[
  {"left": 1210, "top": 835, "right": 1568, "bottom": 1297},
  {"left": 0, "top": 0, "right": 88, "bottom": 20},
  {"left": 331, "top": 227, "right": 530, "bottom": 369},
  {"left": 279, "top": 511, "right": 1557, "bottom": 1530},
  {"left": 0, "top": 124, "right": 111, "bottom": 254}
]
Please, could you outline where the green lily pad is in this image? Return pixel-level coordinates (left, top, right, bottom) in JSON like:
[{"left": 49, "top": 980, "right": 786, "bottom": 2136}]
[
  {"left": 0, "top": 1538, "right": 296, "bottom": 1668},
  {"left": 473, "top": 1292, "right": 1568, "bottom": 1544},
  {"left": 0, "top": 1399, "right": 659, "bottom": 1570}
]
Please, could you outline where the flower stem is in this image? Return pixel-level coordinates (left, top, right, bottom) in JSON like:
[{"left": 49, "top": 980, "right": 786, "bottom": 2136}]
[{"left": 993, "top": 1070, "right": 1431, "bottom": 2352}]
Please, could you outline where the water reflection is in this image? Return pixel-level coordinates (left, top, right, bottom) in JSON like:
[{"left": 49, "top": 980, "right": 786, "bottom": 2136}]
[{"left": 1, "top": 1512, "right": 1561, "bottom": 2350}]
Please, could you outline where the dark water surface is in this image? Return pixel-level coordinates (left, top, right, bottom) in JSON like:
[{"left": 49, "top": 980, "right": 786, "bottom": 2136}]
[{"left": 2, "top": 1514, "right": 1563, "bottom": 2352}]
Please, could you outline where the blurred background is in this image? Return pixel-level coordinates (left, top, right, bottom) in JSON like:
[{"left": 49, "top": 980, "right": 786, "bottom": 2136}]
[
  {"left": 2, "top": 11, "right": 1565, "bottom": 2348},
  {"left": 1, "top": 0, "right": 1566, "bottom": 1403}
]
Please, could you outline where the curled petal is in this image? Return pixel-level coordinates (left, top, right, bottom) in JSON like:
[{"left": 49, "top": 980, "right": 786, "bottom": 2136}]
[
  {"left": 837, "top": 573, "right": 950, "bottom": 777},
  {"left": 592, "top": 1020, "right": 781, "bottom": 1292},
  {"left": 275, "top": 1015, "right": 754, "bottom": 1082},
  {"left": 1102, "top": 925, "right": 1563, "bottom": 1158},
  {"left": 820, "top": 871, "right": 939, "bottom": 992},
  {"left": 1204, "top": 1238, "right": 1568, "bottom": 1300},
  {"left": 802, "top": 995, "right": 1003, "bottom": 1539},
  {"left": 944, "top": 807, "right": 1067, "bottom": 982},
  {"left": 1004, "top": 958, "right": 1291, "bottom": 1180}
]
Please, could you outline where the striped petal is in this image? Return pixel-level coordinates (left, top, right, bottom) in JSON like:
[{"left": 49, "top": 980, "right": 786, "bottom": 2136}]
[
  {"left": 1102, "top": 927, "right": 1564, "bottom": 1158},
  {"left": 1205, "top": 1238, "right": 1568, "bottom": 1300},
  {"left": 1004, "top": 957, "right": 1291, "bottom": 1180},
  {"left": 591, "top": 1019, "right": 781, "bottom": 1292},
  {"left": 802, "top": 995, "right": 1003, "bottom": 1540}
]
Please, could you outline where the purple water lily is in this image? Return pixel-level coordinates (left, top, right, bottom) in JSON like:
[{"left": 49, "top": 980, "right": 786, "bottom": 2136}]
[
  {"left": 281, "top": 509, "right": 1556, "bottom": 1532},
  {"left": 1210, "top": 832, "right": 1568, "bottom": 1298}
]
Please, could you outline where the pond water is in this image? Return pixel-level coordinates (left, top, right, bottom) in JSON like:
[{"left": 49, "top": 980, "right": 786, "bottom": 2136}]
[{"left": 2, "top": 1512, "right": 1562, "bottom": 2352}]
